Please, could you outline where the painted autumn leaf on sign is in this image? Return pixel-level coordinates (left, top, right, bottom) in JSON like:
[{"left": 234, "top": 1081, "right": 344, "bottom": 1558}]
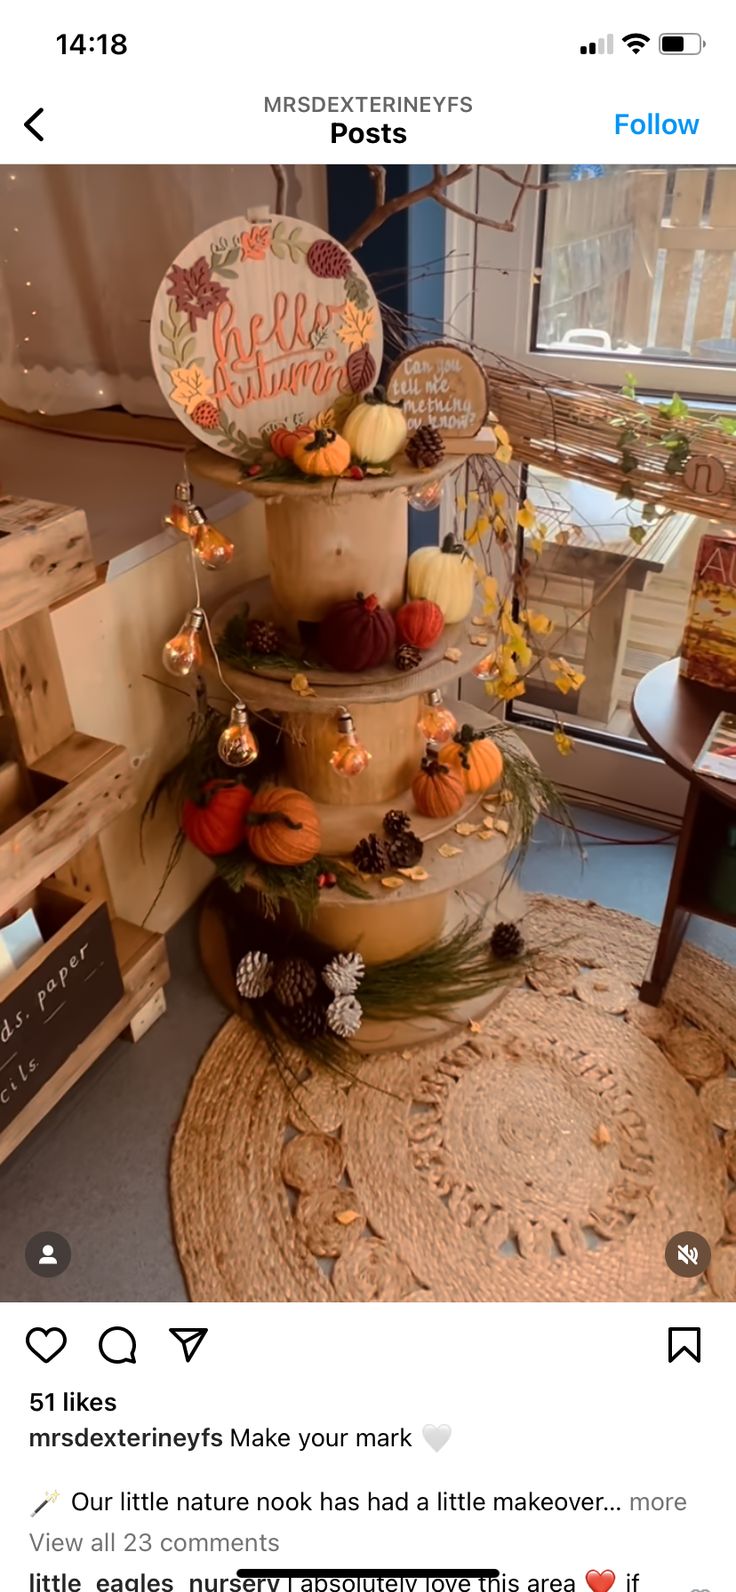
[
  {"left": 337, "top": 302, "right": 376, "bottom": 353},
  {"left": 169, "top": 365, "right": 215, "bottom": 414},
  {"left": 240, "top": 224, "right": 272, "bottom": 261}
]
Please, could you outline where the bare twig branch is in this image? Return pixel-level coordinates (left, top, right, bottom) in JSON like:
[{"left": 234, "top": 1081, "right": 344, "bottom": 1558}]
[
  {"left": 271, "top": 164, "right": 287, "bottom": 214},
  {"left": 345, "top": 164, "right": 556, "bottom": 252},
  {"left": 482, "top": 165, "right": 552, "bottom": 194},
  {"left": 368, "top": 165, "right": 387, "bottom": 208},
  {"left": 345, "top": 164, "right": 472, "bottom": 250}
]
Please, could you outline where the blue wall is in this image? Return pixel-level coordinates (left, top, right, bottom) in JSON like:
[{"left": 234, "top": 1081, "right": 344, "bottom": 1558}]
[{"left": 328, "top": 165, "right": 446, "bottom": 551}]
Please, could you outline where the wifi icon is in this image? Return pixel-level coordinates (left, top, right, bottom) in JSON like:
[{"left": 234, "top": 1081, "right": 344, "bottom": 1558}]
[{"left": 623, "top": 31, "right": 650, "bottom": 53}]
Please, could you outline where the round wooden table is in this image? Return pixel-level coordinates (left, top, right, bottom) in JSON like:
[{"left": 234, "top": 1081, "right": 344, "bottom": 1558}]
[{"left": 632, "top": 657, "right": 736, "bottom": 1003}]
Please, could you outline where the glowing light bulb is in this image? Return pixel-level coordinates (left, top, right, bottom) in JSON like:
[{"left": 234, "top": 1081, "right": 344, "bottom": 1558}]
[
  {"left": 329, "top": 708, "right": 371, "bottom": 778},
  {"left": 163, "top": 480, "right": 196, "bottom": 536},
  {"left": 189, "top": 508, "right": 235, "bottom": 570},
  {"left": 409, "top": 478, "right": 444, "bottom": 513},
  {"left": 218, "top": 704, "right": 259, "bottom": 768},
  {"left": 417, "top": 688, "right": 458, "bottom": 746},
  {"left": 162, "top": 608, "right": 205, "bottom": 678}
]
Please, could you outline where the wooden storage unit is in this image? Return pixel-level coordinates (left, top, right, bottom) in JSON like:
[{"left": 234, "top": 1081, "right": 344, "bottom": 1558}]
[{"left": 0, "top": 494, "right": 169, "bottom": 1166}]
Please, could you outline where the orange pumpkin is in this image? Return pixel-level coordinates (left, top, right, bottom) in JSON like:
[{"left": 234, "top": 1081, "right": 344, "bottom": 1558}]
[
  {"left": 395, "top": 598, "right": 444, "bottom": 652},
  {"left": 246, "top": 786, "right": 321, "bottom": 866},
  {"left": 412, "top": 751, "right": 465, "bottom": 819},
  {"left": 440, "top": 725, "right": 504, "bottom": 793},
  {"left": 181, "top": 780, "right": 253, "bottom": 856},
  {"left": 270, "top": 424, "right": 312, "bottom": 460},
  {"left": 292, "top": 428, "right": 351, "bottom": 478}
]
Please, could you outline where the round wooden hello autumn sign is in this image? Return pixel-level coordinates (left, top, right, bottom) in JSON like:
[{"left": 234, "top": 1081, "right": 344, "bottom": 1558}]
[{"left": 150, "top": 214, "right": 382, "bottom": 456}]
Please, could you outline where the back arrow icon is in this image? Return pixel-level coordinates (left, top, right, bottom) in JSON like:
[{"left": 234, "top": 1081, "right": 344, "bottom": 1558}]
[{"left": 24, "top": 108, "right": 44, "bottom": 141}]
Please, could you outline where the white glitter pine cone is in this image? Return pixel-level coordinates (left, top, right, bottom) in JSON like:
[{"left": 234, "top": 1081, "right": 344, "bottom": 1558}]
[
  {"left": 322, "top": 952, "right": 366, "bottom": 996},
  {"left": 326, "top": 993, "right": 363, "bottom": 1038},
  {"left": 236, "top": 950, "right": 274, "bottom": 1000}
]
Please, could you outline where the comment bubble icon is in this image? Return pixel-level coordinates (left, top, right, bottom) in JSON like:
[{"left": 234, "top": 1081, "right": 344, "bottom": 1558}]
[{"left": 99, "top": 1326, "right": 137, "bottom": 1365}]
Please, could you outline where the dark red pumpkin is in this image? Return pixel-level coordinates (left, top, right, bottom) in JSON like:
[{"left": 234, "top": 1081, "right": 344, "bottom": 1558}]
[
  {"left": 395, "top": 598, "right": 444, "bottom": 651},
  {"left": 181, "top": 780, "right": 254, "bottom": 855},
  {"left": 318, "top": 592, "right": 396, "bottom": 672}
]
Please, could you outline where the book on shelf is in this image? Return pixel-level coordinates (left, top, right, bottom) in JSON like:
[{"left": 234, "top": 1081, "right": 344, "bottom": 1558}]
[
  {"left": 680, "top": 532, "right": 736, "bottom": 690},
  {"left": 694, "top": 710, "right": 736, "bottom": 784}
]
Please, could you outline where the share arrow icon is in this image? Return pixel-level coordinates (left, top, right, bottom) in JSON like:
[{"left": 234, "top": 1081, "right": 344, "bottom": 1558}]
[{"left": 169, "top": 1327, "right": 208, "bottom": 1363}]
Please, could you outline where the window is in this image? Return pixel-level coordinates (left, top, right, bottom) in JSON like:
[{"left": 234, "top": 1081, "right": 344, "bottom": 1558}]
[{"left": 534, "top": 165, "right": 736, "bottom": 369}]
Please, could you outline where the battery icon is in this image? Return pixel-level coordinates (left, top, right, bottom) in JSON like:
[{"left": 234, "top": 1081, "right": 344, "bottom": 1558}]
[{"left": 659, "top": 33, "right": 704, "bottom": 53}]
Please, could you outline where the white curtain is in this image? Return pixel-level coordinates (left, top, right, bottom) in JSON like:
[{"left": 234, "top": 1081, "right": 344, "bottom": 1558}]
[{"left": 0, "top": 165, "right": 326, "bottom": 416}]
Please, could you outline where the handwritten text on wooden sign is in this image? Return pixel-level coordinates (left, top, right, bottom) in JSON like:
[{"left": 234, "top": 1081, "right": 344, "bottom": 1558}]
[
  {"left": 0, "top": 905, "right": 123, "bottom": 1131},
  {"left": 151, "top": 214, "right": 382, "bottom": 456},
  {"left": 387, "top": 345, "right": 488, "bottom": 437}
]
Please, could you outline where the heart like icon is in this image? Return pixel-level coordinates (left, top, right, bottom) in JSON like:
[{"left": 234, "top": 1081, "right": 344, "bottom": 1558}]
[
  {"left": 26, "top": 1327, "right": 67, "bottom": 1363},
  {"left": 586, "top": 1573, "right": 615, "bottom": 1592},
  {"left": 423, "top": 1423, "right": 451, "bottom": 1452}
]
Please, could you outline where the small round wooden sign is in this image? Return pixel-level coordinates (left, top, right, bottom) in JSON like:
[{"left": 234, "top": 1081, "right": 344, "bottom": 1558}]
[
  {"left": 682, "top": 454, "right": 728, "bottom": 497},
  {"left": 386, "top": 343, "right": 488, "bottom": 437},
  {"left": 150, "top": 214, "right": 382, "bottom": 456}
]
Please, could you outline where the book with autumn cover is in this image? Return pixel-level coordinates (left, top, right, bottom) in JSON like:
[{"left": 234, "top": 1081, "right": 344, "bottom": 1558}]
[
  {"left": 694, "top": 711, "right": 736, "bottom": 783},
  {"left": 680, "top": 532, "right": 736, "bottom": 690}
]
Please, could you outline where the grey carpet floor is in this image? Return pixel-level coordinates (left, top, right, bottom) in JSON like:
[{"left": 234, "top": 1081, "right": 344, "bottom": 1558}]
[{"left": 1, "top": 808, "right": 733, "bottom": 1303}]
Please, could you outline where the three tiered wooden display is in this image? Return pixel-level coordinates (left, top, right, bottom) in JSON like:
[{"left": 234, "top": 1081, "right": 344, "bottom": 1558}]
[{"left": 151, "top": 212, "right": 522, "bottom": 1032}]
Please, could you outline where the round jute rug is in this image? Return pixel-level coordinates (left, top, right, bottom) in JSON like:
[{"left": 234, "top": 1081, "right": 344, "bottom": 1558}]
[{"left": 170, "top": 895, "right": 736, "bottom": 1302}]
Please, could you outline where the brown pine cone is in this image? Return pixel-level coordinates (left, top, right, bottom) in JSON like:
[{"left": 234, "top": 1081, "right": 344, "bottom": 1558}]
[
  {"left": 286, "top": 998, "right": 327, "bottom": 1039},
  {"left": 383, "top": 809, "right": 411, "bottom": 839},
  {"left": 406, "top": 424, "right": 445, "bottom": 469},
  {"left": 352, "top": 833, "right": 389, "bottom": 874},
  {"left": 272, "top": 956, "right": 318, "bottom": 1008},
  {"left": 307, "top": 239, "right": 351, "bottom": 279},
  {"left": 490, "top": 921, "right": 525, "bottom": 960},
  {"left": 387, "top": 830, "right": 424, "bottom": 868},
  {"left": 395, "top": 643, "right": 422, "bottom": 672},
  {"left": 246, "top": 618, "right": 282, "bottom": 656}
]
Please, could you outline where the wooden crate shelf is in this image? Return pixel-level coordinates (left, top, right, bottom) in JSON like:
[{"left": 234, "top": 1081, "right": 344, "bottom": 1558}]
[
  {"left": 0, "top": 493, "right": 169, "bottom": 1166},
  {"left": 0, "top": 737, "right": 135, "bottom": 915},
  {"left": 0, "top": 912, "right": 169, "bottom": 1167},
  {"left": 0, "top": 495, "right": 95, "bottom": 628}
]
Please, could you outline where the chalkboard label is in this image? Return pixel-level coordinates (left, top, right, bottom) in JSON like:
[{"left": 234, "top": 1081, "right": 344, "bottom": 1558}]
[
  {"left": 0, "top": 904, "right": 124, "bottom": 1131},
  {"left": 387, "top": 344, "right": 488, "bottom": 437}
]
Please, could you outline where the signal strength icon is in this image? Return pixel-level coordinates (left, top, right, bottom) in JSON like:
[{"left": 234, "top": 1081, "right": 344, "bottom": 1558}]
[
  {"left": 622, "top": 31, "right": 650, "bottom": 53},
  {"left": 580, "top": 33, "right": 614, "bottom": 54}
]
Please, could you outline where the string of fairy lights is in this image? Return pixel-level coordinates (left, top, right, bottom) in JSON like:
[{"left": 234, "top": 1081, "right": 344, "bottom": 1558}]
[{"left": 160, "top": 465, "right": 460, "bottom": 776}]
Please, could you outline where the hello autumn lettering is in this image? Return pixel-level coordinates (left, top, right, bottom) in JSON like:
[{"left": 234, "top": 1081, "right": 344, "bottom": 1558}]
[{"left": 211, "top": 291, "right": 352, "bottom": 408}]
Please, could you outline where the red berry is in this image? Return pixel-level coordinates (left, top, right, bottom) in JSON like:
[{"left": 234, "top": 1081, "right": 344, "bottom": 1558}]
[
  {"left": 350, "top": 465, "right": 364, "bottom": 480},
  {"left": 323, "top": 872, "right": 337, "bottom": 888},
  {"left": 247, "top": 464, "right": 262, "bottom": 476}
]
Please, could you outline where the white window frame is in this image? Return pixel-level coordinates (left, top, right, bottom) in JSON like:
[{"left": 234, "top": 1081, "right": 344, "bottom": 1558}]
[
  {"left": 450, "top": 164, "right": 736, "bottom": 403},
  {"left": 441, "top": 164, "right": 736, "bottom": 822}
]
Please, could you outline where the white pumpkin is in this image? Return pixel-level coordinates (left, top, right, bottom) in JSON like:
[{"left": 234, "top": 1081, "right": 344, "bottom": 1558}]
[
  {"left": 342, "top": 387, "right": 408, "bottom": 464},
  {"left": 407, "top": 535, "right": 475, "bottom": 623}
]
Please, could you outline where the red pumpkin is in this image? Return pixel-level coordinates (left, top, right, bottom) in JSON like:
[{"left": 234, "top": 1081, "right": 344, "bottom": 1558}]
[
  {"left": 269, "top": 424, "right": 312, "bottom": 460},
  {"left": 318, "top": 592, "right": 396, "bottom": 672},
  {"left": 181, "top": 780, "right": 254, "bottom": 855},
  {"left": 395, "top": 598, "right": 444, "bottom": 651}
]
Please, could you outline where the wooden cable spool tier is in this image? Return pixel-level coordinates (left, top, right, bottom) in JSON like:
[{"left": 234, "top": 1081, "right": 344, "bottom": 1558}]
[
  {"left": 152, "top": 214, "right": 520, "bottom": 987},
  {"left": 196, "top": 464, "right": 524, "bottom": 967}
]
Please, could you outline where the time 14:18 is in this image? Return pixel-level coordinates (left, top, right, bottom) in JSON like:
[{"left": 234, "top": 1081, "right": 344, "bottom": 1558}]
[{"left": 56, "top": 34, "right": 127, "bottom": 53}]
